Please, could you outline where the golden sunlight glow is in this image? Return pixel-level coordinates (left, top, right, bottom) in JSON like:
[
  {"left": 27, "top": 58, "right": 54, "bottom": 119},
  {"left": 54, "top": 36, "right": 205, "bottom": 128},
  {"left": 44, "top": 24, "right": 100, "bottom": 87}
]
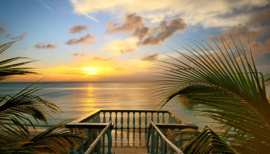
[{"left": 81, "top": 67, "right": 101, "bottom": 75}]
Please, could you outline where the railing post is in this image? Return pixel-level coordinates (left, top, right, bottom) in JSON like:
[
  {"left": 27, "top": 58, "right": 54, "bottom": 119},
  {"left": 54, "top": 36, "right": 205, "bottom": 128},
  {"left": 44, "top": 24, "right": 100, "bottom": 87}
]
[
  {"left": 151, "top": 126, "right": 155, "bottom": 153},
  {"left": 70, "top": 128, "right": 76, "bottom": 154},
  {"left": 155, "top": 130, "right": 159, "bottom": 153},
  {"left": 151, "top": 112, "right": 153, "bottom": 122},
  {"left": 78, "top": 129, "right": 85, "bottom": 154},
  {"left": 107, "top": 126, "right": 112, "bottom": 154}
]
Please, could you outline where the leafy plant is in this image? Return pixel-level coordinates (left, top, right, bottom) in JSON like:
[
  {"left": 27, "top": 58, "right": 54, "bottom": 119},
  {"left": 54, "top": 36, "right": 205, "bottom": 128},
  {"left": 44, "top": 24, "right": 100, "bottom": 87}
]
[
  {"left": 0, "top": 42, "right": 87, "bottom": 153},
  {"left": 157, "top": 37, "right": 270, "bottom": 153}
]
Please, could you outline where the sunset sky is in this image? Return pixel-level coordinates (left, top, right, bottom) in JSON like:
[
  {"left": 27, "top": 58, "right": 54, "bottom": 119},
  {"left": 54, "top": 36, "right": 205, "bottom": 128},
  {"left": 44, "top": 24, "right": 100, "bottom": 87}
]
[{"left": 1, "top": 0, "right": 270, "bottom": 82}]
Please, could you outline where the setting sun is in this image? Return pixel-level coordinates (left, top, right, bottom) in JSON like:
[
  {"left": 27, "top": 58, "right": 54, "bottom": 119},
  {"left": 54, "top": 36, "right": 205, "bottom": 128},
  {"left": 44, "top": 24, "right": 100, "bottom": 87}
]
[{"left": 81, "top": 67, "right": 101, "bottom": 75}]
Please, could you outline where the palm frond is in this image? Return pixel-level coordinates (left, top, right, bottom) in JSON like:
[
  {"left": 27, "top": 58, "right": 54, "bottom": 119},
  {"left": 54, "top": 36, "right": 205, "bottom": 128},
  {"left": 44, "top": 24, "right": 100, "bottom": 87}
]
[
  {"left": 0, "top": 42, "right": 37, "bottom": 81},
  {"left": 181, "top": 126, "right": 236, "bottom": 154},
  {"left": 157, "top": 37, "right": 270, "bottom": 153}
]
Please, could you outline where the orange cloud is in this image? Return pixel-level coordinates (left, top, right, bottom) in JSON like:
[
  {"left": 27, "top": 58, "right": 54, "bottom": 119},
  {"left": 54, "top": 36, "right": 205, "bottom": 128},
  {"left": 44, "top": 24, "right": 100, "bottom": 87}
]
[
  {"left": 69, "top": 24, "right": 88, "bottom": 33},
  {"left": 107, "top": 13, "right": 187, "bottom": 45},
  {"left": 91, "top": 56, "right": 113, "bottom": 61},
  {"left": 34, "top": 43, "right": 57, "bottom": 49},
  {"left": 66, "top": 34, "right": 95, "bottom": 45},
  {"left": 141, "top": 53, "right": 159, "bottom": 61},
  {"left": 12, "top": 32, "right": 28, "bottom": 40}
]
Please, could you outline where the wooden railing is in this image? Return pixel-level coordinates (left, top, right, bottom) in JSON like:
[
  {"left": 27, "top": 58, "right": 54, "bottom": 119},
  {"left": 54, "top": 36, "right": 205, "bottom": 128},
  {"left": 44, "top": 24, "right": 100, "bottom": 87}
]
[
  {"left": 84, "top": 121, "right": 112, "bottom": 154},
  {"left": 80, "top": 109, "right": 184, "bottom": 129},
  {"left": 66, "top": 109, "right": 198, "bottom": 154},
  {"left": 147, "top": 121, "right": 198, "bottom": 154},
  {"left": 66, "top": 121, "right": 113, "bottom": 154}
]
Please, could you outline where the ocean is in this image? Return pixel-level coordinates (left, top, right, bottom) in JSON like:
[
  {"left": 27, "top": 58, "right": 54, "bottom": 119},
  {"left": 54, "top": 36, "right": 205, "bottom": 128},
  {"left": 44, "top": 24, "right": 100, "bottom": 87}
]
[{"left": 1, "top": 82, "right": 269, "bottom": 129}]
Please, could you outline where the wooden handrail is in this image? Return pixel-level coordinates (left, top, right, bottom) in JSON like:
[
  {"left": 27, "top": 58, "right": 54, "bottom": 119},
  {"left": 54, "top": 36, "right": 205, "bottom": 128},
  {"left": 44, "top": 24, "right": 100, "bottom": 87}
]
[
  {"left": 85, "top": 121, "right": 112, "bottom": 154},
  {"left": 148, "top": 121, "right": 184, "bottom": 154}
]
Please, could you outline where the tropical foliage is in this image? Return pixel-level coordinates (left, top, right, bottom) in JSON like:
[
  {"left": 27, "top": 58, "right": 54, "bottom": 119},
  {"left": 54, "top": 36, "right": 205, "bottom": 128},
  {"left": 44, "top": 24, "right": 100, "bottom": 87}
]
[
  {"left": 0, "top": 42, "right": 87, "bottom": 153},
  {"left": 157, "top": 37, "right": 270, "bottom": 153}
]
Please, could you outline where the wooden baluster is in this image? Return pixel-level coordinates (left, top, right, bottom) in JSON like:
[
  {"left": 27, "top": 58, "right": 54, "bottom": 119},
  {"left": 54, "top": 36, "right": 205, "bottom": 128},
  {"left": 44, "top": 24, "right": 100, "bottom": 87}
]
[
  {"left": 157, "top": 112, "right": 160, "bottom": 123},
  {"left": 162, "top": 113, "right": 165, "bottom": 123},
  {"left": 145, "top": 112, "right": 147, "bottom": 128},
  {"left": 109, "top": 112, "right": 112, "bottom": 121},
  {"left": 127, "top": 112, "right": 130, "bottom": 128},
  {"left": 151, "top": 112, "right": 153, "bottom": 122},
  {"left": 150, "top": 126, "right": 155, "bottom": 153},
  {"left": 139, "top": 112, "right": 141, "bottom": 129},
  {"left": 102, "top": 133, "right": 105, "bottom": 154},
  {"left": 115, "top": 112, "right": 118, "bottom": 129},
  {"left": 70, "top": 129, "right": 76, "bottom": 154},
  {"left": 155, "top": 130, "right": 159, "bottom": 153},
  {"left": 103, "top": 112, "right": 106, "bottom": 123},
  {"left": 133, "top": 112, "right": 135, "bottom": 129},
  {"left": 162, "top": 138, "right": 167, "bottom": 154},
  {"left": 121, "top": 112, "right": 123, "bottom": 128},
  {"left": 107, "top": 126, "right": 112, "bottom": 154}
]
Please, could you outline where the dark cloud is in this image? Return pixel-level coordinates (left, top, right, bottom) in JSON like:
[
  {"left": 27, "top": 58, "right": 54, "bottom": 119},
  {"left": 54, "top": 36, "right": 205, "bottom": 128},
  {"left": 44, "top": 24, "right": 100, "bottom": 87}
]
[
  {"left": 247, "top": 8, "right": 270, "bottom": 27},
  {"left": 139, "top": 18, "right": 187, "bottom": 45},
  {"left": 5, "top": 34, "right": 10, "bottom": 38},
  {"left": 69, "top": 24, "right": 88, "bottom": 33},
  {"left": 106, "top": 13, "right": 187, "bottom": 46},
  {"left": 12, "top": 32, "right": 28, "bottom": 40},
  {"left": 91, "top": 56, "right": 113, "bottom": 61},
  {"left": 211, "top": 9, "right": 270, "bottom": 44},
  {"left": 107, "top": 12, "right": 143, "bottom": 33},
  {"left": 34, "top": 43, "right": 57, "bottom": 49},
  {"left": 66, "top": 34, "right": 95, "bottom": 45},
  {"left": 210, "top": 9, "right": 270, "bottom": 72},
  {"left": 141, "top": 53, "right": 159, "bottom": 61},
  {"left": 0, "top": 25, "right": 6, "bottom": 34}
]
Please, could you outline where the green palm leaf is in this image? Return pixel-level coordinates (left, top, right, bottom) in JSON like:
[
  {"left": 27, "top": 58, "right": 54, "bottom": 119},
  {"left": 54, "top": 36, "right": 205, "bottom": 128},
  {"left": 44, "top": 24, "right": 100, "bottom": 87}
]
[
  {"left": 157, "top": 37, "right": 270, "bottom": 153},
  {"left": 181, "top": 126, "right": 236, "bottom": 154}
]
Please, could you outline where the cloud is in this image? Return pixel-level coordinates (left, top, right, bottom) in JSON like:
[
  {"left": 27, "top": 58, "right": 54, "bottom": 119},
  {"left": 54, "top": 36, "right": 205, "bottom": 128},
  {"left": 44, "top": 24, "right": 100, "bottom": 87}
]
[
  {"left": 139, "top": 18, "right": 187, "bottom": 45},
  {"left": 69, "top": 24, "right": 88, "bottom": 33},
  {"left": 211, "top": 9, "right": 270, "bottom": 45},
  {"left": 104, "top": 37, "right": 139, "bottom": 55},
  {"left": 66, "top": 34, "right": 95, "bottom": 45},
  {"left": 12, "top": 32, "right": 28, "bottom": 40},
  {"left": 107, "top": 13, "right": 187, "bottom": 45},
  {"left": 141, "top": 52, "right": 159, "bottom": 61},
  {"left": 5, "top": 34, "right": 10, "bottom": 38},
  {"left": 107, "top": 12, "right": 144, "bottom": 33},
  {"left": 72, "top": 53, "right": 87, "bottom": 57},
  {"left": 81, "top": 53, "right": 87, "bottom": 57},
  {"left": 70, "top": 0, "right": 269, "bottom": 28},
  {"left": 34, "top": 43, "right": 57, "bottom": 49},
  {"left": 248, "top": 8, "right": 270, "bottom": 27},
  {"left": 91, "top": 56, "right": 113, "bottom": 61},
  {"left": 0, "top": 25, "right": 6, "bottom": 34}
]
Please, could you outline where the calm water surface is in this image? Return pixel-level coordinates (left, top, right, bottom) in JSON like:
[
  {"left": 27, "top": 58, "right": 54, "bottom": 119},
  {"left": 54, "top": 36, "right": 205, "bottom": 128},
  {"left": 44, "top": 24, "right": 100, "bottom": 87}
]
[{"left": 1, "top": 82, "right": 269, "bottom": 129}]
